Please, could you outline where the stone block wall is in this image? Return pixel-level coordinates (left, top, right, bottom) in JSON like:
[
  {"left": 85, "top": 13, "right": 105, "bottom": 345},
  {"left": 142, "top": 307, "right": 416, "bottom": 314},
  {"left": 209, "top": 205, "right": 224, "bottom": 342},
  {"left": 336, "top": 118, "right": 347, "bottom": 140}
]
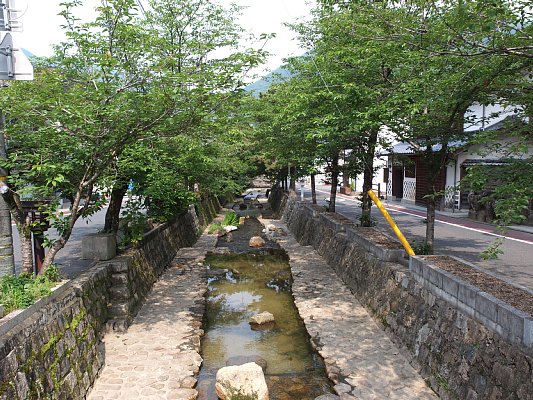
[
  {"left": 275, "top": 191, "right": 533, "bottom": 400},
  {"left": 0, "top": 196, "right": 219, "bottom": 399},
  {"left": 410, "top": 256, "right": 533, "bottom": 348},
  {"left": 105, "top": 203, "right": 212, "bottom": 331},
  {"left": 197, "top": 196, "right": 221, "bottom": 228},
  {"left": 0, "top": 265, "right": 110, "bottom": 399}
]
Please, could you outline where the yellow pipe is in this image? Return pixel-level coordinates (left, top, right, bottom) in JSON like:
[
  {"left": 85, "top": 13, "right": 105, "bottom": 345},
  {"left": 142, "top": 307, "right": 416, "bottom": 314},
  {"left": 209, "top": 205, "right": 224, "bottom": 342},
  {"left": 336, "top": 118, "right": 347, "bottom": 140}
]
[{"left": 367, "top": 189, "right": 415, "bottom": 256}]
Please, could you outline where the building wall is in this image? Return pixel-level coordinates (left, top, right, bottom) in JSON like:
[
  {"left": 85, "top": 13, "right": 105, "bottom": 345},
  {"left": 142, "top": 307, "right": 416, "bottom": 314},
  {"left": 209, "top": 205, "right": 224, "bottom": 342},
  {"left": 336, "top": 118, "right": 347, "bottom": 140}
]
[{"left": 444, "top": 135, "right": 533, "bottom": 210}]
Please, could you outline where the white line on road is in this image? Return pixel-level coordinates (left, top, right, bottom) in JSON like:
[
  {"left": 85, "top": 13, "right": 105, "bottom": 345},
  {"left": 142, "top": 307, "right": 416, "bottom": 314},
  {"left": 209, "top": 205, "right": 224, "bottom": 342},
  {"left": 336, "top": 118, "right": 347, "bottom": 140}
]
[{"left": 313, "top": 187, "right": 533, "bottom": 246}]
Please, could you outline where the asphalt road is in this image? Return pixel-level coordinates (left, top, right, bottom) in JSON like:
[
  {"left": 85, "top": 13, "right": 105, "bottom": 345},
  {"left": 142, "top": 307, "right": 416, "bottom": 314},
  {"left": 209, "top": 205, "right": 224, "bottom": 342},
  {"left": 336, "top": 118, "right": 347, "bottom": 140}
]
[
  {"left": 9, "top": 187, "right": 533, "bottom": 290},
  {"left": 11, "top": 207, "right": 107, "bottom": 278},
  {"left": 306, "top": 184, "right": 533, "bottom": 291}
]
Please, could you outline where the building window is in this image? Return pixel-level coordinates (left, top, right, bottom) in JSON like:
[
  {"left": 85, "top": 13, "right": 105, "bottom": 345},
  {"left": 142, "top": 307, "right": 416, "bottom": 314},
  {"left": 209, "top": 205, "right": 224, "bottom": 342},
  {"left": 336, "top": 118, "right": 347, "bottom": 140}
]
[{"left": 404, "top": 164, "right": 416, "bottom": 178}]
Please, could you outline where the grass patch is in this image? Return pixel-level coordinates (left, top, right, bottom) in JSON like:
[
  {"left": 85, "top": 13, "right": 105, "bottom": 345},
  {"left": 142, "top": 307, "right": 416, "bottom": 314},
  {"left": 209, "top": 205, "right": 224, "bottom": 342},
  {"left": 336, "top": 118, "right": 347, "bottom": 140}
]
[
  {"left": 208, "top": 211, "right": 239, "bottom": 234},
  {"left": 222, "top": 211, "right": 239, "bottom": 226},
  {"left": 0, "top": 265, "right": 63, "bottom": 315}
]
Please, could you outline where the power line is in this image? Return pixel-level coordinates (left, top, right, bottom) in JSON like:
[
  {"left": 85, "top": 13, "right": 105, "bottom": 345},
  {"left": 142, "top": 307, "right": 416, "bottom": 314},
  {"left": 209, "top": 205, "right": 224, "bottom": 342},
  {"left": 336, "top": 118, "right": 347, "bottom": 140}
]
[{"left": 136, "top": 0, "right": 145, "bottom": 16}]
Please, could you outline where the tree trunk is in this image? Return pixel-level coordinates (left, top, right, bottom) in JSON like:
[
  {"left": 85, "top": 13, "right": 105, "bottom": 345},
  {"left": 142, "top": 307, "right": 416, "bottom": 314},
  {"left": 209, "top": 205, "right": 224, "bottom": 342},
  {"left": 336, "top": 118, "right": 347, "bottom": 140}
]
[
  {"left": 342, "top": 173, "right": 349, "bottom": 187},
  {"left": 0, "top": 185, "right": 33, "bottom": 274},
  {"left": 329, "top": 155, "right": 339, "bottom": 213},
  {"left": 0, "top": 111, "right": 15, "bottom": 276},
  {"left": 104, "top": 184, "right": 128, "bottom": 233},
  {"left": 0, "top": 200, "right": 15, "bottom": 276},
  {"left": 289, "top": 166, "right": 296, "bottom": 192},
  {"left": 361, "top": 165, "right": 374, "bottom": 226},
  {"left": 40, "top": 184, "right": 88, "bottom": 273},
  {"left": 311, "top": 173, "right": 317, "bottom": 204},
  {"left": 361, "top": 129, "right": 379, "bottom": 227}
]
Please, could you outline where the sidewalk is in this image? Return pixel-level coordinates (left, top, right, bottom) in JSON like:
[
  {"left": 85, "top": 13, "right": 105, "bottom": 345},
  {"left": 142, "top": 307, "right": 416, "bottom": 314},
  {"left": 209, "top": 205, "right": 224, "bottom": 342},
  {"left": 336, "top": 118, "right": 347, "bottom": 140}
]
[
  {"left": 87, "top": 234, "right": 216, "bottom": 400},
  {"left": 314, "top": 186, "right": 533, "bottom": 244},
  {"left": 380, "top": 198, "right": 533, "bottom": 235}
]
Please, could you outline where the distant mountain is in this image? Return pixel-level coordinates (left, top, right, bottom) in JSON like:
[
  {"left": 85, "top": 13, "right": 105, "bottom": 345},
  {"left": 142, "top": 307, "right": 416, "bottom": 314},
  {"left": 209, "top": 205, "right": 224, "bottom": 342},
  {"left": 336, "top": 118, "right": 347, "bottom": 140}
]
[
  {"left": 244, "top": 67, "right": 292, "bottom": 96},
  {"left": 22, "top": 49, "right": 35, "bottom": 59}
]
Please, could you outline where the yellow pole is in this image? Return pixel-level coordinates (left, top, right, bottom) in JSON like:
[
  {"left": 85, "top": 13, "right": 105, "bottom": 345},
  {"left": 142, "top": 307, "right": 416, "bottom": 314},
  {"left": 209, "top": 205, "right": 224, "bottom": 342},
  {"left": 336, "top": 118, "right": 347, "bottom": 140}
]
[{"left": 367, "top": 189, "right": 415, "bottom": 256}]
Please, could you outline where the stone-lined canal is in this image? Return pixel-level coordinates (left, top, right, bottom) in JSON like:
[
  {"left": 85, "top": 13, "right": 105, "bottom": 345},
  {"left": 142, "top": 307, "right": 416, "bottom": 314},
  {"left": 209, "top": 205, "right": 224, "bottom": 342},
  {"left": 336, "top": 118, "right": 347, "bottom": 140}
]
[{"left": 197, "top": 252, "right": 333, "bottom": 399}]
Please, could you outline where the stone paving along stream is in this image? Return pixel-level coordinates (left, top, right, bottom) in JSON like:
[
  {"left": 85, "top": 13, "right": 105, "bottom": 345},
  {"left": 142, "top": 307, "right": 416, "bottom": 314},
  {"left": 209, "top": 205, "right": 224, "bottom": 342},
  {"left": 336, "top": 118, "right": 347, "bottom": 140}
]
[{"left": 87, "top": 216, "right": 437, "bottom": 399}]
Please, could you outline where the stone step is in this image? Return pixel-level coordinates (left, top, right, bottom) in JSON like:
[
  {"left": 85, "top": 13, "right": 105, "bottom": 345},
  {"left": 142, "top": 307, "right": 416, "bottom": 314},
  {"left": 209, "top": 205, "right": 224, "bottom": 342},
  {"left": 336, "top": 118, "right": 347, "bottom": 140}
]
[
  {"left": 111, "top": 272, "right": 128, "bottom": 285},
  {"left": 108, "top": 300, "right": 134, "bottom": 317},
  {"left": 109, "top": 285, "right": 130, "bottom": 301},
  {"left": 105, "top": 317, "right": 131, "bottom": 333}
]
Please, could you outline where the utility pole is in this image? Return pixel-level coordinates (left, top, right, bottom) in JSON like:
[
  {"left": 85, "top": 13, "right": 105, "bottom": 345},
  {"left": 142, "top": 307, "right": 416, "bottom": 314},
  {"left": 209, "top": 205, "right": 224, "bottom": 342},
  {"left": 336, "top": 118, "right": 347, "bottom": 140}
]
[
  {"left": 0, "top": 0, "right": 33, "bottom": 277},
  {"left": 0, "top": 109, "right": 15, "bottom": 276}
]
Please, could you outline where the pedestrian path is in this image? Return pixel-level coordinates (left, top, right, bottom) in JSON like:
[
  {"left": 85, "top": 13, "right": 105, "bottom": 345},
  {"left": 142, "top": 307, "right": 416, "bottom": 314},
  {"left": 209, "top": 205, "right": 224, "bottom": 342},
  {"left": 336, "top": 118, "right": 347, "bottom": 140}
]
[
  {"left": 87, "top": 235, "right": 216, "bottom": 400},
  {"left": 266, "top": 218, "right": 438, "bottom": 399},
  {"left": 88, "top": 219, "right": 437, "bottom": 399}
]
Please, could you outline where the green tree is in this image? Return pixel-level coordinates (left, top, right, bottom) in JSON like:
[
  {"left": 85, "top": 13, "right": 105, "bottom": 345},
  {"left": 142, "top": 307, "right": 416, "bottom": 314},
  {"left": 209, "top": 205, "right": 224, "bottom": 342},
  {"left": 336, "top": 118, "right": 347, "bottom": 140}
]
[
  {"left": 100, "top": 0, "right": 267, "bottom": 231},
  {"left": 317, "top": 0, "right": 529, "bottom": 251},
  {"left": 0, "top": 0, "right": 170, "bottom": 272},
  {"left": 384, "top": 0, "right": 529, "bottom": 252}
]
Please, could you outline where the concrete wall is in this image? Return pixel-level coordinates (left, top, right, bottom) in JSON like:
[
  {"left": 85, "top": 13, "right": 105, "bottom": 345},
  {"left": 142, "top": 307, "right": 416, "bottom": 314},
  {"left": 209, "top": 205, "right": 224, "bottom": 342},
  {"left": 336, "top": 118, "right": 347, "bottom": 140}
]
[
  {"left": 275, "top": 191, "right": 533, "bottom": 400},
  {"left": 0, "top": 197, "right": 219, "bottom": 399}
]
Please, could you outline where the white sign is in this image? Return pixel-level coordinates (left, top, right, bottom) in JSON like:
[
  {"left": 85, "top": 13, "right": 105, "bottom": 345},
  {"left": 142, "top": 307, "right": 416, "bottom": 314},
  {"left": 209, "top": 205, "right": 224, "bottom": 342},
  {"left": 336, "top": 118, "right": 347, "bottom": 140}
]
[
  {"left": 0, "top": 0, "right": 24, "bottom": 32},
  {"left": 0, "top": 32, "right": 33, "bottom": 80}
]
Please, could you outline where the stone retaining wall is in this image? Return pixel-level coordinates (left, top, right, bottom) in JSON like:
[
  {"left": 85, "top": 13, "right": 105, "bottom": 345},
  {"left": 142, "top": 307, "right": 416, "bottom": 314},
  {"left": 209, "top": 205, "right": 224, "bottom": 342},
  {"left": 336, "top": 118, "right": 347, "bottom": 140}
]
[
  {"left": 275, "top": 191, "right": 533, "bottom": 400},
  {"left": 0, "top": 197, "right": 219, "bottom": 399},
  {"left": 410, "top": 256, "right": 533, "bottom": 348}
]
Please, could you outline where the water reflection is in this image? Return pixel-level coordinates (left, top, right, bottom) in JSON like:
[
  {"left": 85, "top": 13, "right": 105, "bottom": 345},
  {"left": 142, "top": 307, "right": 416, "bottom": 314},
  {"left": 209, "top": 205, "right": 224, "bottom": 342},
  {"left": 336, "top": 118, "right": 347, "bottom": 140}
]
[{"left": 198, "top": 253, "right": 333, "bottom": 400}]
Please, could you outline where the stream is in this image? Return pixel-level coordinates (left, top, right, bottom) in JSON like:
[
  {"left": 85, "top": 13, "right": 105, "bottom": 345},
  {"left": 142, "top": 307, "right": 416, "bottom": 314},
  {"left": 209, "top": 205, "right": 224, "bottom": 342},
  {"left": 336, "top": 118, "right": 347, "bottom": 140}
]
[{"left": 196, "top": 252, "right": 333, "bottom": 399}]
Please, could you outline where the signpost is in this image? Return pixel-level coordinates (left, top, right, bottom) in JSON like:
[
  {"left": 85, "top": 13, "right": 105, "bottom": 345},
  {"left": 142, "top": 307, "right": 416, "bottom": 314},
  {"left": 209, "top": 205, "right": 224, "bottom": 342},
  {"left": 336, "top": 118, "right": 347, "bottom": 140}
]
[{"left": 0, "top": 32, "right": 33, "bottom": 80}]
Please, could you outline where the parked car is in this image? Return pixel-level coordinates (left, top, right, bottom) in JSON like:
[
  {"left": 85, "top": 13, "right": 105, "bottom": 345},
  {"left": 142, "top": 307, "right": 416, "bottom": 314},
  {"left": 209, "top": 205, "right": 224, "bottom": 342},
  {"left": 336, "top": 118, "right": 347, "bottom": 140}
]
[{"left": 243, "top": 190, "right": 263, "bottom": 201}]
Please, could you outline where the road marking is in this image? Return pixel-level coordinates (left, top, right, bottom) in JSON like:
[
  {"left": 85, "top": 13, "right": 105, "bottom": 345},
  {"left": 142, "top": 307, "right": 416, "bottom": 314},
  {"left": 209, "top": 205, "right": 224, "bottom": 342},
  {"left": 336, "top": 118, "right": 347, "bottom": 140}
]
[{"left": 313, "top": 187, "right": 533, "bottom": 246}]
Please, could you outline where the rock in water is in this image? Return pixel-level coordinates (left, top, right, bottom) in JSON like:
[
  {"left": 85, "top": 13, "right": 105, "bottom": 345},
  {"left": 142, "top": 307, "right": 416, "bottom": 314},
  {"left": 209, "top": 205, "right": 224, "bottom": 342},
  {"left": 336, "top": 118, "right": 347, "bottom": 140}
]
[
  {"left": 249, "top": 311, "right": 275, "bottom": 325},
  {"left": 249, "top": 236, "right": 265, "bottom": 248},
  {"left": 215, "top": 362, "right": 269, "bottom": 400},
  {"left": 225, "top": 225, "right": 238, "bottom": 232}
]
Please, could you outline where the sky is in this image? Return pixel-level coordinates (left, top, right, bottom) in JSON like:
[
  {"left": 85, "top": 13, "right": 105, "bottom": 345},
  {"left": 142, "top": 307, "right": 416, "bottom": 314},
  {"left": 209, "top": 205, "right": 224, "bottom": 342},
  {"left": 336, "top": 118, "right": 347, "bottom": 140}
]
[{"left": 14, "top": 0, "right": 315, "bottom": 77}]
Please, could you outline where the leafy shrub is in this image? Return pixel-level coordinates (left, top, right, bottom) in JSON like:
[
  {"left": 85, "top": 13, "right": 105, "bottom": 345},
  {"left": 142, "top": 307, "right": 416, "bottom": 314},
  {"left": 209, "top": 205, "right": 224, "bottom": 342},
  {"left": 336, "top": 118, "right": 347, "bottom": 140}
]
[
  {"left": 0, "top": 267, "right": 62, "bottom": 315},
  {"left": 223, "top": 211, "right": 239, "bottom": 226},
  {"left": 44, "top": 264, "right": 62, "bottom": 282},
  {"left": 208, "top": 211, "right": 239, "bottom": 234},
  {"left": 480, "top": 238, "right": 504, "bottom": 260},
  {"left": 412, "top": 241, "right": 431, "bottom": 255},
  {"left": 208, "top": 222, "right": 224, "bottom": 234},
  {"left": 120, "top": 199, "right": 148, "bottom": 245}
]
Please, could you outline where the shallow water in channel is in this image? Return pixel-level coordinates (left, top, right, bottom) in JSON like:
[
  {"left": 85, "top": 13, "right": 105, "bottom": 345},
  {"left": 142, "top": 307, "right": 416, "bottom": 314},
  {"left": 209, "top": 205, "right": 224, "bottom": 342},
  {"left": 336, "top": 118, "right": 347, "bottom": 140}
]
[{"left": 197, "top": 253, "right": 333, "bottom": 400}]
